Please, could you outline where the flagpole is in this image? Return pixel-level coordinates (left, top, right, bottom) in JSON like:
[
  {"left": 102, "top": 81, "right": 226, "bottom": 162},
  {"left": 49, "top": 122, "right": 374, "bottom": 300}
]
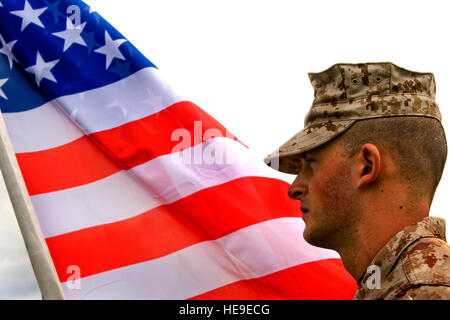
[{"left": 0, "top": 111, "right": 65, "bottom": 300}]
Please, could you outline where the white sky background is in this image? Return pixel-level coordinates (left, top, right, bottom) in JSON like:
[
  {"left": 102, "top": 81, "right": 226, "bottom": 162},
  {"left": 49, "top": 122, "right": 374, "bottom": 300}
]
[{"left": 0, "top": 0, "right": 449, "bottom": 299}]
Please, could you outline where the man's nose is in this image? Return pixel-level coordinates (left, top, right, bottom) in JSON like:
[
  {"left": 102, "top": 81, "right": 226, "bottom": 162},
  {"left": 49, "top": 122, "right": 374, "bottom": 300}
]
[{"left": 288, "top": 176, "right": 308, "bottom": 200}]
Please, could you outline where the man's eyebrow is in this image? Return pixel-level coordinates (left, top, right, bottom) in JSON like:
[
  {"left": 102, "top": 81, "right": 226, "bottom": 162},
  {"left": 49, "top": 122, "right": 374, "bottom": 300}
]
[{"left": 302, "top": 151, "right": 315, "bottom": 159}]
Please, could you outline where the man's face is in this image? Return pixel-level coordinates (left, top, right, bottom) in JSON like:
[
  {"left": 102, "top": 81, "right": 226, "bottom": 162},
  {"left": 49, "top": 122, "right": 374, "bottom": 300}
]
[{"left": 288, "top": 139, "right": 361, "bottom": 250}]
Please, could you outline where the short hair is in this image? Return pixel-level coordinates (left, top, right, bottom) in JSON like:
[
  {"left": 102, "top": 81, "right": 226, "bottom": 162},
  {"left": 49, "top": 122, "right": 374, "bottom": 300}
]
[{"left": 338, "top": 116, "right": 447, "bottom": 202}]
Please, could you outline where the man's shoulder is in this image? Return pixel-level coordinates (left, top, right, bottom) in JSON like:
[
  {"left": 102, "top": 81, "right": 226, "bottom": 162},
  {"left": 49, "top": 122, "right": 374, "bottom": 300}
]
[
  {"left": 395, "top": 284, "right": 450, "bottom": 300},
  {"left": 354, "top": 217, "right": 449, "bottom": 300},
  {"left": 402, "top": 236, "right": 450, "bottom": 286},
  {"left": 384, "top": 236, "right": 450, "bottom": 299}
]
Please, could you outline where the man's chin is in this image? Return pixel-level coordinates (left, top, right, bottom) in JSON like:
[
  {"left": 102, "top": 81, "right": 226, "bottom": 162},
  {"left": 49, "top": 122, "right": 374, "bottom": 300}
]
[
  {"left": 302, "top": 223, "right": 319, "bottom": 246},
  {"left": 302, "top": 224, "right": 333, "bottom": 249}
]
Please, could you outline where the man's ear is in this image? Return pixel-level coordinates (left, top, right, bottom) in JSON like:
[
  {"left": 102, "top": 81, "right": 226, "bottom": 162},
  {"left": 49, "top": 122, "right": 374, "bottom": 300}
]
[{"left": 357, "top": 143, "right": 381, "bottom": 188}]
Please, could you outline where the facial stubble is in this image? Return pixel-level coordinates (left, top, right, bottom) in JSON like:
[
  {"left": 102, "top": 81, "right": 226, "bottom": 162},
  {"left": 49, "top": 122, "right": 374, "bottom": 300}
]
[{"left": 302, "top": 160, "right": 360, "bottom": 252}]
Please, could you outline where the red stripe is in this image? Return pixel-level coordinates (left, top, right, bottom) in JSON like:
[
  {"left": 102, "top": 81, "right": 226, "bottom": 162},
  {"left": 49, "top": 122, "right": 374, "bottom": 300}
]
[
  {"left": 189, "top": 259, "right": 358, "bottom": 300},
  {"left": 46, "top": 177, "right": 299, "bottom": 282},
  {"left": 17, "top": 101, "right": 242, "bottom": 196},
  {"left": 16, "top": 135, "right": 122, "bottom": 196}
]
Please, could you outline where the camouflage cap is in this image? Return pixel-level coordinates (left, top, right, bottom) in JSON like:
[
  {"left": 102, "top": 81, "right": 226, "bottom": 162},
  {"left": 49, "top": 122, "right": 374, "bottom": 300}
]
[{"left": 264, "top": 62, "right": 442, "bottom": 174}]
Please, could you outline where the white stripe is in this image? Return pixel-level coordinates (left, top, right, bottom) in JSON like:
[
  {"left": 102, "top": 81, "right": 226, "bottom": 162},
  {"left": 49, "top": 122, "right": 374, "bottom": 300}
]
[
  {"left": 3, "top": 100, "right": 84, "bottom": 153},
  {"left": 3, "top": 67, "right": 182, "bottom": 153},
  {"left": 34, "top": 138, "right": 293, "bottom": 238},
  {"left": 61, "top": 217, "right": 340, "bottom": 299}
]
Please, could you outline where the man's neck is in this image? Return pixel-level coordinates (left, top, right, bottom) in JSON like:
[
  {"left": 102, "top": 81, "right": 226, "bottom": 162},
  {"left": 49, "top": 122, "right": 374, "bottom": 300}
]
[
  {"left": 336, "top": 206, "right": 429, "bottom": 283},
  {"left": 337, "top": 233, "right": 375, "bottom": 283}
]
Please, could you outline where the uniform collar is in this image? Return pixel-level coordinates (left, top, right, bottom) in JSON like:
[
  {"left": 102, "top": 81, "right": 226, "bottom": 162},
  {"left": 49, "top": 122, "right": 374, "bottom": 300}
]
[{"left": 355, "top": 216, "right": 446, "bottom": 293}]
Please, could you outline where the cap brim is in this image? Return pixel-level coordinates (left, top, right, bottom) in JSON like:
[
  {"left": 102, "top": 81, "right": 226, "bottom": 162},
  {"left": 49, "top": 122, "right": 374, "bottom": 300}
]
[{"left": 264, "top": 120, "right": 356, "bottom": 174}]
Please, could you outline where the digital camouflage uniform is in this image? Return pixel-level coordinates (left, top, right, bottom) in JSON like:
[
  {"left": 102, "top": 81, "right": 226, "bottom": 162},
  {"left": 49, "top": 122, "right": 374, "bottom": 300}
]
[
  {"left": 264, "top": 62, "right": 450, "bottom": 300},
  {"left": 264, "top": 62, "right": 442, "bottom": 173},
  {"left": 354, "top": 216, "right": 450, "bottom": 300}
]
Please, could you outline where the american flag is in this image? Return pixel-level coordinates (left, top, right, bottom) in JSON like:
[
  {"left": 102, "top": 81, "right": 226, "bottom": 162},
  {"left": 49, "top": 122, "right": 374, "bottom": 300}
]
[{"left": 0, "top": 0, "right": 357, "bottom": 299}]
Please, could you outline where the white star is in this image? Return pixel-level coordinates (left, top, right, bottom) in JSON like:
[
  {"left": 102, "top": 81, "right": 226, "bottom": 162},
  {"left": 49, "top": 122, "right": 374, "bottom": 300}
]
[
  {"left": 94, "top": 31, "right": 127, "bottom": 69},
  {"left": 10, "top": 0, "right": 47, "bottom": 32},
  {"left": 25, "top": 51, "right": 59, "bottom": 86},
  {"left": 52, "top": 18, "right": 87, "bottom": 52},
  {"left": 0, "top": 34, "right": 18, "bottom": 69},
  {"left": 0, "top": 78, "right": 8, "bottom": 100},
  {"left": 0, "top": 1, "right": 3, "bottom": 7}
]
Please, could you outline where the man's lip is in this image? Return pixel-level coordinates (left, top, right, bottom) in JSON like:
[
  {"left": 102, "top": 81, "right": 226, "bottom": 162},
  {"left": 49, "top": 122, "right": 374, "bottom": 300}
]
[{"left": 301, "top": 207, "right": 309, "bottom": 214}]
